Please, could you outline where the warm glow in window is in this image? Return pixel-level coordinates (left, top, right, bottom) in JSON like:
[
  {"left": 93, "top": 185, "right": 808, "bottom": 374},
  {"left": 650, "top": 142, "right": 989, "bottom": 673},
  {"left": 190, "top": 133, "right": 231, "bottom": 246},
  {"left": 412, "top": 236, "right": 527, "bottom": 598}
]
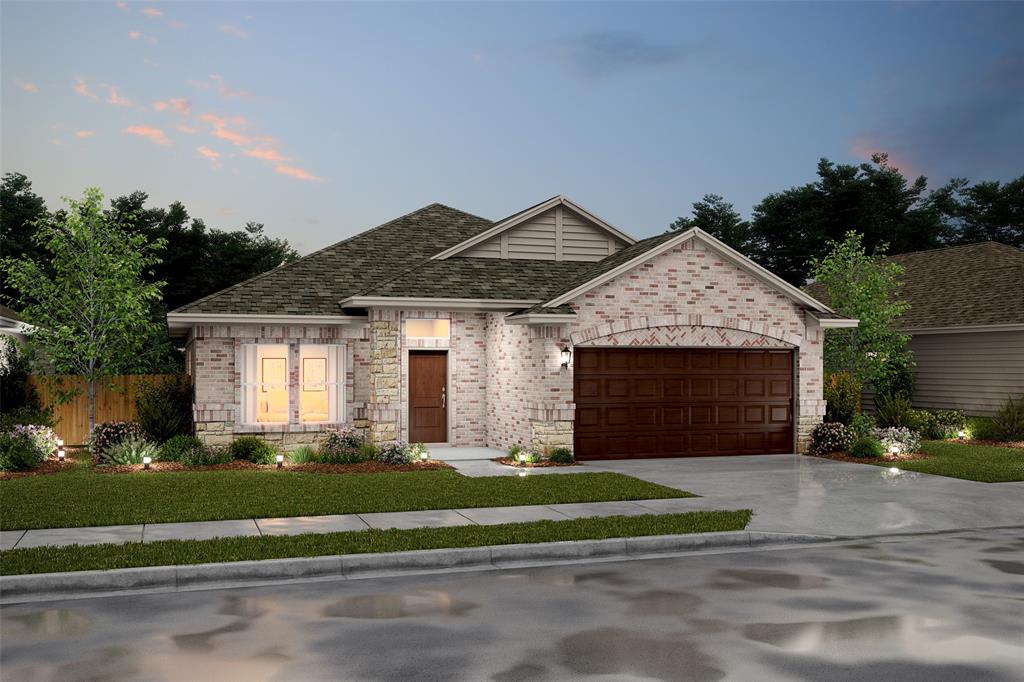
[
  {"left": 300, "top": 345, "right": 339, "bottom": 423},
  {"left": 406, "top": 319, "right": 450, "bottom": 339},
  {"left": 255, "top": 345, "right": 289, "bottom": 424}
]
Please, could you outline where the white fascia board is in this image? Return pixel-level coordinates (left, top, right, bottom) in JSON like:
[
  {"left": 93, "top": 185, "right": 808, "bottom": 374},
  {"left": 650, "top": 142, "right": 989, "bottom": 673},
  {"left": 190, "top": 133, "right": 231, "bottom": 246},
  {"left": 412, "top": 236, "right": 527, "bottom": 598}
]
[
  {"left": 167, "top": 312, "right": 368, "bottom": 331},
  {"left": 340, "top": 297, "right": 541, "bottom": 311},
  {"left": 431, "top": 195, "right": 636, "bottom": 260},
  {"left": 902, "top": 323, "right": 1024, "bottom": 335},
  {"left": 504, "top": 313, "right": 577, "bottom": 325},
  {"left": 543, "top": 228, "right": 833, "bottom": 313},
  {"left": 816, "top": 318, "right": 860, "bottom": 329}
]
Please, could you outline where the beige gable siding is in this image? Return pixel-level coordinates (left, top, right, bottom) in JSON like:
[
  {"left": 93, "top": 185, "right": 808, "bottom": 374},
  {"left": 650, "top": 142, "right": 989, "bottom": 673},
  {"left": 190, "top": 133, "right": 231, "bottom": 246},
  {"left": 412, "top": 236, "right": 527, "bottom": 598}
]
[{"left": 460, "top": 207, "right": 626, "bottom": 261}]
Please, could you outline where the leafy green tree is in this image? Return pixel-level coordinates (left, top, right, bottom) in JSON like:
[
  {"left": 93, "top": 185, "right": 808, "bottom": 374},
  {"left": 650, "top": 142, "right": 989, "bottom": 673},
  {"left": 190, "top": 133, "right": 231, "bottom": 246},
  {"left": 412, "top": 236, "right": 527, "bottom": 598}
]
[
  {"left": 669, "top": 194, "right": 754, "bottom": 254},
  {"left": 0, "top": 173, "right": 50, "bottom": 303},
  {"left": 750, "top": 154, "right": 946, "bottom": 285},
  {"left": 806, "top": 231, "right": 912, "bottom": 393},
  {"left": 929, "top": 176, "right": 1024, "bottom": 247},
  {"left": 1, "top": 189, "right": 167, "bottom": 431}
]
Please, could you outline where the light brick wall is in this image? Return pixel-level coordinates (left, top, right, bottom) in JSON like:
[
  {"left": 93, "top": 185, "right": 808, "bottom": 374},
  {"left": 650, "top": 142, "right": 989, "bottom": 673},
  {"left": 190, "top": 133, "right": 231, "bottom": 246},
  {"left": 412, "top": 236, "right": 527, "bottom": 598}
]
[{"left": 190, "top": 323, "right": 368, "bottom": 449}]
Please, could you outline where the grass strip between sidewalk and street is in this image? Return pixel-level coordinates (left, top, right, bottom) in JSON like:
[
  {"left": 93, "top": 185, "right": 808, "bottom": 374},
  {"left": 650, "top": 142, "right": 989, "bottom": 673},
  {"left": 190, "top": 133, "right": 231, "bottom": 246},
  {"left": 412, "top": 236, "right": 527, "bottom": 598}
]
[
  {"left": 869, "top": 441, "right": 1024, "bottom": 483},
  {"left": 0, "top": 468, "right": 692, "bottom": 530},
  {"left": 0, "top": 510, "right": 752, "bottom": 576}
]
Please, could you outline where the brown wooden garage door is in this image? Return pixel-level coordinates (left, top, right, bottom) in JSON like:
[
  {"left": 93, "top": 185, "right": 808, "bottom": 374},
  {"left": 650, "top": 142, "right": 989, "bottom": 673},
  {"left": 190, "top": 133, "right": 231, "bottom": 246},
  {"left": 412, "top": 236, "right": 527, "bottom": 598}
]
[{"left": 574, "top": 348, "right": 794, "bottom": 460}]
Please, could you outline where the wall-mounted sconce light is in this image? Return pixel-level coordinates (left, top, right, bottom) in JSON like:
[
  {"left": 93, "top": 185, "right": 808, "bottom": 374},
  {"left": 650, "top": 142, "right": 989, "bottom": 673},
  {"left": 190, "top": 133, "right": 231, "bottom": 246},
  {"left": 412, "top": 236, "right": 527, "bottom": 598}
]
[{"left": 560, "top": 345, "right": 572, "bottom": 368}]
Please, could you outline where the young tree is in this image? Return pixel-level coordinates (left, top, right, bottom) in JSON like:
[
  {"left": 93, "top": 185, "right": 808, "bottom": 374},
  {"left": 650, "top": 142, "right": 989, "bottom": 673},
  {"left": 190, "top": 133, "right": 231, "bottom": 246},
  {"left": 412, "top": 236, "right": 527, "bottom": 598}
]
[
  {"left": 1, "top": 188, "right": 166, "bottom": 431},
  {"left": 807, "top": 231, "right": 912, "bottom": 392},
  {"left": 669, "top": 194, "right": 754, "bottom": 255}
]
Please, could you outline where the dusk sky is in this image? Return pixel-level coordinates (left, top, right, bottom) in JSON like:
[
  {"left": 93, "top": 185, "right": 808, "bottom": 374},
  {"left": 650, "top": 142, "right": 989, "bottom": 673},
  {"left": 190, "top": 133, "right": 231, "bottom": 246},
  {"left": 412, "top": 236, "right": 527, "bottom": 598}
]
[{"left": 3, "top": 1, "right": 1022, "bottom": 254}]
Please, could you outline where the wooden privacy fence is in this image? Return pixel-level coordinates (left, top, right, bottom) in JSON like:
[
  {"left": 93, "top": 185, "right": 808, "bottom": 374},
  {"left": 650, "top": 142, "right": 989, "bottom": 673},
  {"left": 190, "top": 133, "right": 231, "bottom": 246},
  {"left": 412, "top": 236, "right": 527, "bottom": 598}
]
[{"left": 26, "top": 375, "right": 180, "bottom": 446}]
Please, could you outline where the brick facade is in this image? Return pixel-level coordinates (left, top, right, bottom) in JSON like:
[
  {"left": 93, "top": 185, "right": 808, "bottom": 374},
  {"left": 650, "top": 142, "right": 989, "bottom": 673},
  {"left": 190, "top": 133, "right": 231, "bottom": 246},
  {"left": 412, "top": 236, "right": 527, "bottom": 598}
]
[{"left": 188, "top": 238, "right": 826, "bottom": 454}]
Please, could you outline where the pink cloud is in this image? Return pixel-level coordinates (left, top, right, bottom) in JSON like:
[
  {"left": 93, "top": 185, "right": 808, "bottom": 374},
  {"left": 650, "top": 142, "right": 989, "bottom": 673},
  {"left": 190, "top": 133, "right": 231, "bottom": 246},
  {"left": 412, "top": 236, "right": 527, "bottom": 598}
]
[
  {"left": 102, "top": 84, "right": 133, "bottom": 107},
  {"left": 197, "top": 145, "right": 223, "bottom": 168},
  {"left": 175, "top": 124, "right": 197, "bottom": 134},
  {"left": 244, "top": 147, "right": 285, "bottom": 162},
  {"left": 124, "top": 125, "right": 170, "bottom": 146},
  {"left": 153, "top": 97, "right": 191, "bottom": 114},
  {"left": 128, "top": 30, "right": 158, "bottom": 44},
  {"left": 213, "top": 126, "right": 252, "bottom": 146},
  {"left": 219, "top": 24, "right": 249, "bottom": 39},
  {"left": 206, "top": 74, "right": 253, "bottom": 100},
  {"left": 75, "top": 130, "right": 96, "bottom": 138},
  {"left": 140, "top": 7, "right": 163, "bottom": 18},
  {"left": 848, "top": 136, "right": 922, "bottom": 179},
  {"left": 73, "top": 77, "right": 98, "bottom": 100},
  {"left": 17, "top": 80, "right": 38, "bottom": 93},
  {"left": 274, "top": 164, "right": 323, "bottom": 182}
]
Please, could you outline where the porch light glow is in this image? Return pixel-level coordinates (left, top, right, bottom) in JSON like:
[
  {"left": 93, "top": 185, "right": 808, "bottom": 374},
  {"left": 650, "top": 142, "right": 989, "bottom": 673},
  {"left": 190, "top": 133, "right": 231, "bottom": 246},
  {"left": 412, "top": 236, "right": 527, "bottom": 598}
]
[
  {"left": 143, "top": 456, "right": 152, "bottom": 469},
  {"left": 276, "top": 454, "right": 285, "bottom": 469},
  {"left": 560, "top": 346, "right": 572, "bottom": 368}
]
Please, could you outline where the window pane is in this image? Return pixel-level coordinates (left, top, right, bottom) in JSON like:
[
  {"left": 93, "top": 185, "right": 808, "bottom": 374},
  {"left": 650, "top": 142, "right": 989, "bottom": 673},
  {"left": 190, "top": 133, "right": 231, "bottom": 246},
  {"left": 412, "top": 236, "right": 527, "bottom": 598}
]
[
  {"left": 300, "top": 346, "right": 334, "bottom": 423},
  {"left": 256, "top": 345, "right": 288, "bottom": 424},
  {"left": 406, "top": 319, "right": 450, "bottom": 339}
]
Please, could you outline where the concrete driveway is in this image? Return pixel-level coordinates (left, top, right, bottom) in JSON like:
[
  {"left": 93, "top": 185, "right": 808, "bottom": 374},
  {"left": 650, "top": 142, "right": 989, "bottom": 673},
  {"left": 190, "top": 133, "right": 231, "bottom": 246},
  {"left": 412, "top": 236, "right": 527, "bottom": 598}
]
[{"left": 586, "top": 454, "right": 1024, "bottom": 537}]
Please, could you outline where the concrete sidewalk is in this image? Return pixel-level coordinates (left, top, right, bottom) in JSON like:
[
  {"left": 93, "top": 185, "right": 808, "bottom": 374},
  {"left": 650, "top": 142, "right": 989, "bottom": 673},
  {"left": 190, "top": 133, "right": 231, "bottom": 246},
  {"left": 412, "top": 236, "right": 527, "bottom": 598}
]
[{"left": 0, "top": 497, "right": 712, "bottom": 551}]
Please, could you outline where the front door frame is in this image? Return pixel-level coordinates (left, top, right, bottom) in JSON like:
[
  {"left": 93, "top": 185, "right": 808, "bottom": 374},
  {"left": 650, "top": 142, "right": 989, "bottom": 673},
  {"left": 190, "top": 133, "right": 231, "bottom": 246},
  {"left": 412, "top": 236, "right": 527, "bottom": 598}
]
[{"left": 407, "top": 349, "right": 450, "bottom": 444}]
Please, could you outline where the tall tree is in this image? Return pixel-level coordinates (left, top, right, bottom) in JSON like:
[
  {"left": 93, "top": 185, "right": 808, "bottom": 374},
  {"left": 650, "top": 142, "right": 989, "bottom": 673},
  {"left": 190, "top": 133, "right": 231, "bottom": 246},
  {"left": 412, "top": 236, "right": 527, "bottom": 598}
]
[
  {"left": 749, "top": 154, "right": 946, "bottom": 285},
  {"left": 0, "top": 173, "right": 50, "bottom": 303},
  {"left": 806, "top": 231, "right": 911, "bottom": 392},
  {"left": 669, "top": 194, "right": 754, "bottom": 254},
  {"left": 1, "top": 189, "right": 166, "bottom": 431},
  {"left": 929, "top": 176, "right": 1024, "bottom": 248}
]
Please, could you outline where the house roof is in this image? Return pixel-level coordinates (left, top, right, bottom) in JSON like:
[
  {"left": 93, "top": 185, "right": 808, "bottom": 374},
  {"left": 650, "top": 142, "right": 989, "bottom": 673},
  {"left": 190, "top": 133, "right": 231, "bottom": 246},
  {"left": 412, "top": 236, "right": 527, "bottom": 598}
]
[
  {"left": 0, "top": 304, "right": 23, "bottom": 323},
  {"left": 805, "top": 241, "right": 1024, "bottom": 330},
  {"left": 172, "top": 203, "right": 494, "bottom": 315}
]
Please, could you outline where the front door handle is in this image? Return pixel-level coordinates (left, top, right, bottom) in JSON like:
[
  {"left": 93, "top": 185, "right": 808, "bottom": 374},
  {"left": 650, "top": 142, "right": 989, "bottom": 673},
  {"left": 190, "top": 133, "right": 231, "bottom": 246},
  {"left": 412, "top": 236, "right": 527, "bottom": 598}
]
[{"left": 441, "top": 387, "right": 446, "bottom": 409}]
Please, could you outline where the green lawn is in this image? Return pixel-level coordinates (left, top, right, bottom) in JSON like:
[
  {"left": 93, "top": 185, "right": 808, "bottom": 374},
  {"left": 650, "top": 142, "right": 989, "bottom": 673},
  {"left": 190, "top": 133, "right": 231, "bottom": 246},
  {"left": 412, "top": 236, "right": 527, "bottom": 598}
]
[
  {"left": 0, "top": 511, "right": 751, "bottom": 575},
  {"left": 0, "top": 464, "right": 692, "bottom": 530},
  {"left": 869, "top": 440, "right": 1024, "bottom": 482}
]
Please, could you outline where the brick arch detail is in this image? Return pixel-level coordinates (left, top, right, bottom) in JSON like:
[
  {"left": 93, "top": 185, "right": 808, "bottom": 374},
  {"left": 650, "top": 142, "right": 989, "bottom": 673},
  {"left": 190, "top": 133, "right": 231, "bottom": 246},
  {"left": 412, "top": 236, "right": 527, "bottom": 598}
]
[{"left": 571, "top": 314, "right": 802, "bottom": 348}]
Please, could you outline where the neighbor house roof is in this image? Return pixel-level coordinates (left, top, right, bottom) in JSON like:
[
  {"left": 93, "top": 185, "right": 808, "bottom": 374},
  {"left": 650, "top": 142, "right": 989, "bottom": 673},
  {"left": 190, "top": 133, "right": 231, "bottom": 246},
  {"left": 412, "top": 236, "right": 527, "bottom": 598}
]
[
  {"left": 805, "top": 241, "right": 1024, "bottom": 330},
  {"left": 0, "top": 304, "right": 23, "bottom": 324},
  {"left": 172, "top": 203, "right": 494, "bottom": 315}
]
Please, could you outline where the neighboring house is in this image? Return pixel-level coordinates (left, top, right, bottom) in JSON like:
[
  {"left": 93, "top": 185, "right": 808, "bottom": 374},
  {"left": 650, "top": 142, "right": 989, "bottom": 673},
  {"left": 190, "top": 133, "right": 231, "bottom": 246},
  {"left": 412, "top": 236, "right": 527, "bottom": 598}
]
[
  {"left": 809, "top": 242, "right": 1024, "bottom": 417},
  {"left": 0, "top": 304, "right": 30, "bottom": 346},
  {"left": 168, "top": 196, "right": 854, "bottom": 459}
]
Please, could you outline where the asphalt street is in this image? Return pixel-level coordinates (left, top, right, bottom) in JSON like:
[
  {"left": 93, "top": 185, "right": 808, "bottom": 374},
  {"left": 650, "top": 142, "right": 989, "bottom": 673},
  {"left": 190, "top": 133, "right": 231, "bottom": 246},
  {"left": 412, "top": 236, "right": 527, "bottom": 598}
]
[{"left": 2, "top": 527, "right": 1022, "bottom": 681}]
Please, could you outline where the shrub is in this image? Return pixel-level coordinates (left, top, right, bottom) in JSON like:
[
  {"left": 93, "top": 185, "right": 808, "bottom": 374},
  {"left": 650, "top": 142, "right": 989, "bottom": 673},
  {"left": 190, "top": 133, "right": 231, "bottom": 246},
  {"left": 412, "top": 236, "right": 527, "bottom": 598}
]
[
  {"left": 875, "top": 394, "right": 916, "bottom": 429},
  {"left": 991, "top": 395, "right": 1024, "bottom": 441},
  {"left": 849, "top": 413, "right": 877, "bottom": 439},
  {"left": 508, "top": 444, "right": 524, "bottom": 460},
  {"left": 289, "top": 445, "right": 318, "bottom": 464},
  {"left": 228, "top": 436, "right": 277, "bottom": 465},
  {"left": 158, "top": 435, "right": 204, "bottom": 462},
  {"left": 969, "top": 416, "right": 1000, "bottom": 441},
  {"left": 824, "top": 371, "right": 861, "bottom": 425},
  {"left": 0, "top": 432, "right": 47, "bottom": 471},
  {"left": 376, "top": 442, "right": 412, "bottom": 465},
  {"left": 548, "top": 447, "right": 574, "bottom": 463},
  {"left": 135, "top": 375, "right": 193, "bottom": 443},
  {"left": 359, "top": 442, "right": 379, "bottom": 460},
  {"left": 0, "top": 405, "right": 56, "bottom": 433},
  {"left": 89, "top": 421, "right": 145, "bottom": 457},
  {"left": 911, "top": 409, "right": 967, "bottom": 440},
  {"left": 873, "top": 361, "right": 915, "bottom": 401},
  {"left": 181, "top": 445, "right": 233, "bottom": 466},
  {"left": 101, "top": 435, "right": 159, "bottom": 465},
  {"left": 408, "top": 442, "right": 428, "bottom": 462},
  {"left": 809, "top": 422, "right": 855, "bottom": 454},
  {"left": 872, "top": 426, "right": 921, "bottom": 456},
  {"left": 318, "top": 427, "right": 364, "bottom": 461},
  {"left": 0, "top": 337, "right": 51, "bottom": 425},
  {"left": 6, "top": 424, "right": 59, "bottom": 458},
  {"left": 850, "top": 436, "right": 884, "bottom": 458}
]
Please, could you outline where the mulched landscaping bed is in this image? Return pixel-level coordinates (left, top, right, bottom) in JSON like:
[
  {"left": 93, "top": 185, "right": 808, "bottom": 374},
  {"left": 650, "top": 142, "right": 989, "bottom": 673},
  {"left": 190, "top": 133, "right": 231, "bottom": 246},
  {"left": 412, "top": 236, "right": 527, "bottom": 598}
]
[
  {"left": 809, "top": 451, "right": 931, "bottom": 464},
  {"left": 94, "top": 459, "right": 454, "bottom": 475},
  {"left": 493, "top": 457, "right": 578, "bottom": 468},
  {"left": 0, "top": 456, "right": 80, "bottom": 480}
]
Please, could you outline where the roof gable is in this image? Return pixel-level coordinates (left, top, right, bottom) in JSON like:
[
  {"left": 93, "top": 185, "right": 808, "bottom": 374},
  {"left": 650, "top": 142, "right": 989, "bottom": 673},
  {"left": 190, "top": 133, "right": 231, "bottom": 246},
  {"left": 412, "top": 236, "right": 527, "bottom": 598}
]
[{"left": 431, "top": 196, "right": 635, "bottom": 261}]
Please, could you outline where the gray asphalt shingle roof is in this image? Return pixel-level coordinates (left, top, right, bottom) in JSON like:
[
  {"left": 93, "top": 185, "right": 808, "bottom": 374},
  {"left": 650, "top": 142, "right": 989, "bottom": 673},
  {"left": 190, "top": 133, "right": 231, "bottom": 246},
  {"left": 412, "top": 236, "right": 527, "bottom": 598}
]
[{"left": 805, "top": 241, "right": 1024, "bottom": 330}]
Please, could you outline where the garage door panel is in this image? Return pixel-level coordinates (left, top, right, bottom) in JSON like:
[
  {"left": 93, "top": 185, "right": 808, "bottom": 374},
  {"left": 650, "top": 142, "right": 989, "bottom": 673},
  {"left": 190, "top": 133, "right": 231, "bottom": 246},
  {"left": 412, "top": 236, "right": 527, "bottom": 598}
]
[{"left": 575, "top": 348, "right": 794, "bottom": 459}]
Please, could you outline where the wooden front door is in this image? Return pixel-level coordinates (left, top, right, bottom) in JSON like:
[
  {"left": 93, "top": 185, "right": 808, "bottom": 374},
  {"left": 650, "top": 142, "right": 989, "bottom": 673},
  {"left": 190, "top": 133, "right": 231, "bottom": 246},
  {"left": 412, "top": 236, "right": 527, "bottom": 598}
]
[
  {"left": 409, "top": 351, "right": 447, "bottom": 443},
  {"left": 574, "top": 348, "right": 794, "bottom": 460}
]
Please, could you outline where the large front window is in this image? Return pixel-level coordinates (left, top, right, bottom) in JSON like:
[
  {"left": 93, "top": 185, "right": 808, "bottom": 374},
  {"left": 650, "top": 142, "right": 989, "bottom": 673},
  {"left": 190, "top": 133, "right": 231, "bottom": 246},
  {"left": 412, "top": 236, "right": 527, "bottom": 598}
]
[{"left": 242, "top": 344, "right": 344, "bottom": 425}]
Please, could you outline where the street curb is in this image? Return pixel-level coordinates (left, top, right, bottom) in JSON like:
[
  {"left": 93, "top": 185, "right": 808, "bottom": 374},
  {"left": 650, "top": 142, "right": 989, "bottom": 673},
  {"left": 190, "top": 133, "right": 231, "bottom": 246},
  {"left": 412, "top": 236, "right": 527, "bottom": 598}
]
[{"left": 0, "top": 531, "right": 834, "bottom": 603}]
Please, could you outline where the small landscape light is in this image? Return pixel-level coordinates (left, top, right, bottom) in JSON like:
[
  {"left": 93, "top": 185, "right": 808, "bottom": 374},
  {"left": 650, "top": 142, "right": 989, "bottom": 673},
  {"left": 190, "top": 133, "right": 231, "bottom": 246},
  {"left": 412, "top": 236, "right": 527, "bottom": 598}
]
[
  {"left": 888, "top": 467, "right": 900, "bottom": 474},
  {"left": 888, "top": 443, "right": 900, "bottom": 456},
  {"left": 56, "top": 438, "right": 64, "bottom": 448},
  {"left": 518, "top": 452, "right": 527, "bottom": 464},
  {"left": 143, "top": 456, "right": 152, "bottom": 470},
  {"left": 276, "top": 454, "right": 285, "bottom": 469},
  {"left": 57, "top": 448, "right": 66, "bottom": 462},
  {"left": 420, "top": 451, "right": 429, "bottom": 461},
  {"left": 957, "top": 430, "right": 966, "bottom": 439},
  {"left": 560, "top": 345, "right": 572, "bottom": 368}
]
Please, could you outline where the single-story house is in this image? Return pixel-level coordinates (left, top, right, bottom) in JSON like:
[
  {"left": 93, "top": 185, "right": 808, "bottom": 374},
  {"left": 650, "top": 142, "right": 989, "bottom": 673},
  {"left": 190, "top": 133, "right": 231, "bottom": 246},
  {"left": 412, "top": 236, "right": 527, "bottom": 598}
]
[
  {"left": 811, "top": 242, "right": 1023, "bottom": 417},
  {"left": 168, "top": 196, "right": 855, "bottom": 459}
]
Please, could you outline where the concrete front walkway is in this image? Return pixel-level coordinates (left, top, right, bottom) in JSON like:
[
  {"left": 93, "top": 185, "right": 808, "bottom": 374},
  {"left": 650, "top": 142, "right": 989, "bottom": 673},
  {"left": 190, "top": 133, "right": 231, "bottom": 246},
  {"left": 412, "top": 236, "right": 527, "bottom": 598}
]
[
  {"left": 0, "top": 498, "right": 701, "bottom": 551},
  {"left": 586, "top": 454, "right": 1024, "bottom": 537}
]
